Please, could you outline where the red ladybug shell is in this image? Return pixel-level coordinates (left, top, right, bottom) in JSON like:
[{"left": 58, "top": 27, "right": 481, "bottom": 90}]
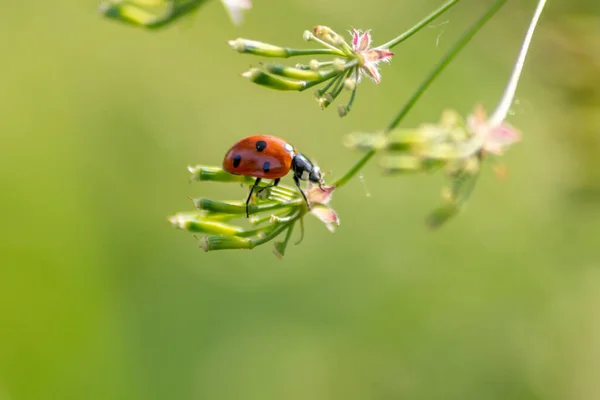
[{"left": 223, "top": 135, "right": 296, "bottom": 180}]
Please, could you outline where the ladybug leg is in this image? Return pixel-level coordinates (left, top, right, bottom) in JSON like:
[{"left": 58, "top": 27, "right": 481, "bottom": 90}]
[
  {"left": 293, "top": 176, "right": 310, "bottom": 210},
  {"left": 256, "top": 178, "right": 280, "bottom": 198},
  {"left": 246, "top": 178, "right": 261, "bottom": 218}
]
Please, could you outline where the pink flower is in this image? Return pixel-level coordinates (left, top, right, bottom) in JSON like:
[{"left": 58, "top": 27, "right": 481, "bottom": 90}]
[
  {"left": 306, "top": 185, "right": 340, "bottom": 233},
  {"left": 467, "top": 105, "right": 521, "bottom": 155},
  {"left": 220, "top": 0, "right": 251, "bottom": 25},
  {"left": 351, "top": 28, "right": 394, "bottom": 84}
]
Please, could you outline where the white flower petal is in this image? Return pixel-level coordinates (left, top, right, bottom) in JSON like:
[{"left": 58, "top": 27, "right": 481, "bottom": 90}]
[
  {"left": 310, "top": 205, "right": 340, "bottom": 233},
  {"left": 220, "top": 0, "right": 251, "bottom": 25},
  {"left": 306, "top": 185, "right": 335, "bottom": 205}
]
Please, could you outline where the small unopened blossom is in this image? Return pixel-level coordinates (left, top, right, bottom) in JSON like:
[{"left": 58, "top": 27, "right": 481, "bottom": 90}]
[
  {"left": 230, "top": 24, "right": 395, "bottom": 116},
  {"left": 100, "top": 0, "right": 251, "bottom": 29},
  {"left": 467, "top": 104, "right": 521, "bottom": 155},
  {"left": 170, "top": 165, "right": 340, "bottom": 258},
  {"left": 343, "top": 104, "right": 522, "bottom": 229},
  {"left": 350, "top": 28, "right": 394, "bottom": 84}
]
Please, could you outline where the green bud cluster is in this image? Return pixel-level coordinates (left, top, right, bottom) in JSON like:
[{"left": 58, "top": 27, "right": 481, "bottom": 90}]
[
  {"left": 344, "top": 109, "right": 489, "bottom": 228},
  {"left": 229, "top": 26, "right": 365, "bottom": 116},
  {"left": 169, "top": 166, "right": 312, "bottom": 258}
]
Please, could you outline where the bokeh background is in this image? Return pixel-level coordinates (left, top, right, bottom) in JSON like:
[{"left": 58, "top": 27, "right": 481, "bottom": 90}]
[{"left": 2, "top": 0, "right": 600, "bottom": 399}]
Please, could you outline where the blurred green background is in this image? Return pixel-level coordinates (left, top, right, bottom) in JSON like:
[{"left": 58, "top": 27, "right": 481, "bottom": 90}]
[{"left": 1, "top": 0, "right": 600, "bottom": 399}]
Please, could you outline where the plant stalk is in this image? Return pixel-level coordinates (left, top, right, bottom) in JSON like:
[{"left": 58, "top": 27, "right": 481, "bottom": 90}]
[
  {"left": 376, "top": 0, "right": 461, "bottom": 50},
  {"left": 488, "top": 0, "right": 548, "bottom": 127},
  {"left": 334, "top": 0, "right": 507, "bottom": 189}
]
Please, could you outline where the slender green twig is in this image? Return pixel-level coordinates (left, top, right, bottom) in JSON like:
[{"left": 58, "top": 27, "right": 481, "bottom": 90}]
[
  {"left": 376, "top": 0, "right": 461, "bottom": 50},
  {"left": 283, "top": 48, "right": 342, "bottom": 57},
  {"left": 333, "top": 0, "right": 507, "bottom": 189},
  {"left": 315, "top": 73, "right": 345, "bottom": 97},
  {"left": 489, "top": 0, "right": 547, "bottom": 127},
  {"left": 304, "top": 32, "right": 348, "bottom": 56},
  {"left": 302, "top": 59, "right": 358, "bottom": 91},
  {"left": 250, "top": 212, "right": 303, "bottom": 247}
]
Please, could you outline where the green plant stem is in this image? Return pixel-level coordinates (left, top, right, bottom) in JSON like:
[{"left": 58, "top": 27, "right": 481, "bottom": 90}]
[
  {"left": 343, "top": 68, "right": 360, "bottom": 113},
  {"left": 315, "top": 73, "right": 344, "bottom": 97},
  {"left": 334, "top": 0, "right": 507, "bottom": 189},
  {"left": 284, "top": 48, "right": 342, "bottom": 57},
  {"left": 324, "top": 69, "right": 352, "bottom": 107},
  {"left": 301, "top": 59, "right": 358, "bottom": 91},
  {"left": 489, "top": 0, "right": 547, "bottom": 127},
  {"left": 250, "top": 212, "right": 304, "bottom": 247},
  {"left": 376, "top": 0, "right": 461, "bottom": 50},
  {"left": 306, "top": 34, "right": 348, "bottom": 56}
]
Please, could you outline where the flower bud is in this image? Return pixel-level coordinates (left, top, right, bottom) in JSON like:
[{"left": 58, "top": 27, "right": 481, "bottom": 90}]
[
  {"left": 313, "top": 25, "right": 332, "bottom": 37},
  {"left": 315, "top": 96, "right": 327, "bottom": 109},
  {"left": 463, "top": 156, "right": 480, "bottom": 174},
  {"left": 344, "top": 78, "right": 356, "bottom": 91},
  {"left": 343, "top": 132, "right": 387, "bottom": 151},
  {"left": 321, "top": 93, "right": 334, "bottom": 107},
  {"left": 169, "top": 213, "right": 244, "bottom": 236},
  {"left": 383, "top": 128, "right": 442, "bottom": 153},
  {"left": 420, "top": 142, "right": 455, "bottom": 159},
  {"left": 272, "top": 241, "right": 287, "bottom": 259},
  {"left": 188, "top": 165, "right": 253, "bottom": 184},
  {"left": 99, "top": 1, "right": 168, "bottom": 27},
  {"left": 271, "top": 222, "right": 298, "bottom": 259},
  {"left": 309, "top": 59, "right": 321, "bottom": 71},
  {"left": 332, "top": 58, "right": 346, "bottom": 71},
  {"left": 379, "top": 155, "right": 423, "bottom": 173},
  {"left": 192, "top": 198, "right": 245, "bottom": 215},
  {"left": 264, "top": 64, "right": 326, "bottom": 81},
  {"left": 313, "top": 25, "right": 344, "bottom": 47},
  {"left": 242, "top": 69, "right": 306, "bottom": 91},
  {"left": 228, "top": 38, "right": 288, "bottom": 58},
  {"left": 198, "top": 235, "right": 254, "bottom": 252}
]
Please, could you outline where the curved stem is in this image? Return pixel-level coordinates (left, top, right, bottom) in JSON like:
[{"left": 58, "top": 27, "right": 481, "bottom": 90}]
[
  {"left": 334, "top": 0, "right": 507, "bottom": 189},
  {"left": 376, "top": 0, "right": 461, "bottom": 50},
  {"left": 488, "top": 0, "right": 548, "bottom": 127},
  {"left": 333, "top": 150, "right": 374, "bottom": 189}
]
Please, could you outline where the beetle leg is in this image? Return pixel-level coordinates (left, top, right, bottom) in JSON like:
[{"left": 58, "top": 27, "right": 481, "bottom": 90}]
[
  {"left": 246, "top": 178, "right": 261, "bottom": 218},
  {"left": 294, "top": 176, "right": 310, "bottom": 210},
  {"left": 256, "top": 178, "right": 280, "bottom": 197}
]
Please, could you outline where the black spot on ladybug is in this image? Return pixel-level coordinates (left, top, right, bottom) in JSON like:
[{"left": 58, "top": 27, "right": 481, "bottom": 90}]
[
  {"left": 256, "top": 140, "right": 267, "bottom": 152},
  {"left": 233, "top": 154, "right": 242, "bottom": 168},
  {"left": 262, "top": 161, "right": 271, "bottom": 173}
]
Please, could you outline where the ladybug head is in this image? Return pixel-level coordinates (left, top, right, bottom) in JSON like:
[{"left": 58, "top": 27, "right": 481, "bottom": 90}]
[{"left": 292, "top": 153, "right": 325, "bottom": 189}]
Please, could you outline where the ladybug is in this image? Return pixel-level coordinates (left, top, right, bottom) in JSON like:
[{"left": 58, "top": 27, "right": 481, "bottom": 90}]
[{"left": 223, "top": 135, "right": 325, "bottom": 217}]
